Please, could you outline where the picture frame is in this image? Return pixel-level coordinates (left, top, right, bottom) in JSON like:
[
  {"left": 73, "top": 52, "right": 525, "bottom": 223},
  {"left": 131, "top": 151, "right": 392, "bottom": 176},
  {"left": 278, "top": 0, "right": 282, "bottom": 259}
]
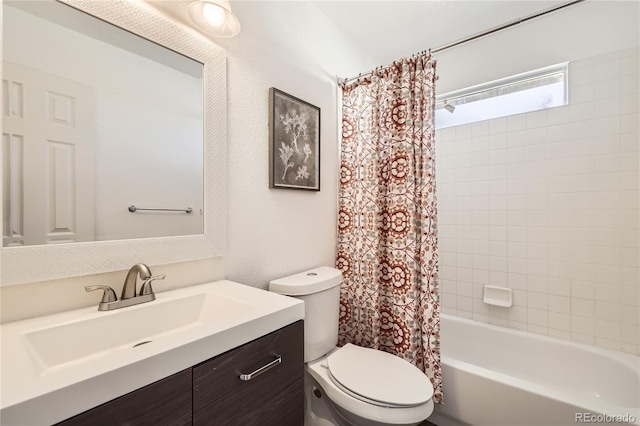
[{"left": 269, "top": 87, "right": 321, "bottom": 191}]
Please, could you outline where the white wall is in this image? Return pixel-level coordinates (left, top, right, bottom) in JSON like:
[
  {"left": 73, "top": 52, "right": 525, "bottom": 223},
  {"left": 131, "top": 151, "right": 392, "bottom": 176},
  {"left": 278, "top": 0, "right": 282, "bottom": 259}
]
[
  {"left": 433, "top": 1, "right": 639, "bottom": 356},
  {"left": 205, "top": 1, "right": 373, "bottom": 287},
  {"left": 0, "top": 1, "right": 372, "bottom": 323},
  {"left": 436, "top": 46, "right": 640, "bottom": 355}
]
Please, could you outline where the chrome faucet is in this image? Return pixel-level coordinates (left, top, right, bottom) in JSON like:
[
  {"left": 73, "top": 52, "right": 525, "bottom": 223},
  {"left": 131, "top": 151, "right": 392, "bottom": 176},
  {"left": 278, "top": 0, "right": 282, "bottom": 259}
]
[{"left": 85, "top": 263, "right": 165, "bottom": 311}]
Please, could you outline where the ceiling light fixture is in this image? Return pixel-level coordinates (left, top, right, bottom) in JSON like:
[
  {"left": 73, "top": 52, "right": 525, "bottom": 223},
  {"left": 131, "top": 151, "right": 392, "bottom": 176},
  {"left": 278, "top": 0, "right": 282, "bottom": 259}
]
[{"left": 188, "top": 0, "right": 241, "bottom": 38}]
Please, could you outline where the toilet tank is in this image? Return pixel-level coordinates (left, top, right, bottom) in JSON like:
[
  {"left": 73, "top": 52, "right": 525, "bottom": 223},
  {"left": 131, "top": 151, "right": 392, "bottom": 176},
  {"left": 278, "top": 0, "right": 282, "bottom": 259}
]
[{"left": 269, "top": 266, "right": 343, "bottom": 362}]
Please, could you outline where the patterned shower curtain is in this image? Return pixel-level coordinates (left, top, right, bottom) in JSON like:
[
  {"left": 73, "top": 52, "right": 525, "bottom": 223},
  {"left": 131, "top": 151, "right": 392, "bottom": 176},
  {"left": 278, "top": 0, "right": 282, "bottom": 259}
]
[{"left": 336, "top": 53, "right": 442, "bottom": 403}]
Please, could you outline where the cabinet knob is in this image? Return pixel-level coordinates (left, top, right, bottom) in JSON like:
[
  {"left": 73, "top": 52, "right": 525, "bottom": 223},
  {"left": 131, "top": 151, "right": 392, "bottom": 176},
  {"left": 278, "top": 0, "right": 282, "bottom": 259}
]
[{"left": 239, "top": 356, "right": 282, "bottom": 381}]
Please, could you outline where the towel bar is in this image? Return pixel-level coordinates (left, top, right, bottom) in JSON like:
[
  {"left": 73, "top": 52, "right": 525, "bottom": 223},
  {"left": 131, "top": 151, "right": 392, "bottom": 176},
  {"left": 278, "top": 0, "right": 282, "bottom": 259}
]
[{"left": 128, "top": 205, "right": 192, "bottom": 214}]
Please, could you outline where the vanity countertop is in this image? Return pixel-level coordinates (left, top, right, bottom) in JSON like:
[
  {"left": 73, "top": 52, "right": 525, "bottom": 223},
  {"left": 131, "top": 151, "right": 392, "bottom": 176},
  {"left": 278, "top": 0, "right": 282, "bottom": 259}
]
[{"left": 0, "top": 280, "right": 304, "bottom": 425}]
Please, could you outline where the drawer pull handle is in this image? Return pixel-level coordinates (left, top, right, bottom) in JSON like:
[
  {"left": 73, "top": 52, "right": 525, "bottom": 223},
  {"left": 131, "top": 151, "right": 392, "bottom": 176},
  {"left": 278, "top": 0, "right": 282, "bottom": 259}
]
[{"left": 239, "top": 356, "right": 282, "bottom": 381}]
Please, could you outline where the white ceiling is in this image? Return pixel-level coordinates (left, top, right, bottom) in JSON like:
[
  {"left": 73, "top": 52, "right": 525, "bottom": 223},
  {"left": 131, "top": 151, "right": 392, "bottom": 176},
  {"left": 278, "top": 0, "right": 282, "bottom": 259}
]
[
  {"left": 149, "top": 0, "right": 569, "bottom": 71},
  {"left": 310, "top": 0, "right": 567, "bottom": 67}
]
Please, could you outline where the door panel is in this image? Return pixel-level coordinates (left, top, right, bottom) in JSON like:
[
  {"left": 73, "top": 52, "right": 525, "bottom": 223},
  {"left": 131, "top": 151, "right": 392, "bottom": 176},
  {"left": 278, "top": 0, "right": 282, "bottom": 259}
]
[{"left": 3, "top": 62, "right": 95, "bottom": 246}]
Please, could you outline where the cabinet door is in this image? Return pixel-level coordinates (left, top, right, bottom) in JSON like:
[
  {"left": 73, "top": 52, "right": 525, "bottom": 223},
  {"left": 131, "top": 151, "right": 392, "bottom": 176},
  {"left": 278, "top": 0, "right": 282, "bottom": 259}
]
[
  {"left": 193, "top": 321, "right": 304, "bottom": 426},
  {"left": 55, "top": 369, "right": 192, "bottom": 426}
]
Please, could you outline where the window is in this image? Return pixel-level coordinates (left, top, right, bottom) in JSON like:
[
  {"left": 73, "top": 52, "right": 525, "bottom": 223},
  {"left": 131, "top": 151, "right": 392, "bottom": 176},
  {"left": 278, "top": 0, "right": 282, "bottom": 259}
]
[{"left": 435, "top": 63, "right": 568, "bottom": 129}]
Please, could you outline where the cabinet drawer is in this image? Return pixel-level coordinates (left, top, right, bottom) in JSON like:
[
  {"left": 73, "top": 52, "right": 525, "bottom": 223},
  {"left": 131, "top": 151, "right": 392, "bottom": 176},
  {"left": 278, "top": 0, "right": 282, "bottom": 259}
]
[
  {"left": 55, "top": 369, "right": 192, "bottom": 426},
  {"left": 193, "top": 320, "right": 304, "bottom": 426}
]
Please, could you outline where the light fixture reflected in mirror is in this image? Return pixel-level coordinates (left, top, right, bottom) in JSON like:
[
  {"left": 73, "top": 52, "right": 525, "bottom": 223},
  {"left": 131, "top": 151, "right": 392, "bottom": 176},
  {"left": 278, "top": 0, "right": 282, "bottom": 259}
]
[{"left": 188, "top": 0, "right": 241, "bottom": 38}]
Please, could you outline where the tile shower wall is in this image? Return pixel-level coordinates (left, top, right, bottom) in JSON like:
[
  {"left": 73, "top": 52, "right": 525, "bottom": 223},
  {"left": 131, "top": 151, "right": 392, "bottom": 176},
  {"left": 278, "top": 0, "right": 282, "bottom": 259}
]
[{"left": 435, "top": 47, "right": 640, "bottom": 355}]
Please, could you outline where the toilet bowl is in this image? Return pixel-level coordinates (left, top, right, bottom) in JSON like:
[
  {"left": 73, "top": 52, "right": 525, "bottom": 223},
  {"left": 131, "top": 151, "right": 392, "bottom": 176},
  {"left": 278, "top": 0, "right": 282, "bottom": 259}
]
[
  {"left": 306, "top": 346, "right": 434, "bottom": 426},
  {"left": 270, "top": 267, "right": 434, "bottom": 426}
]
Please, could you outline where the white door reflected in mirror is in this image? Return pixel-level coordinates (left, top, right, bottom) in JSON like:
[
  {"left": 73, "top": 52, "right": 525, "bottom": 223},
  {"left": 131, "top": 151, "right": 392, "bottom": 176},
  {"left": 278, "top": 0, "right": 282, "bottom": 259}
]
[{"left": 4, "top": 62, "right": 95, "bottom": 246}]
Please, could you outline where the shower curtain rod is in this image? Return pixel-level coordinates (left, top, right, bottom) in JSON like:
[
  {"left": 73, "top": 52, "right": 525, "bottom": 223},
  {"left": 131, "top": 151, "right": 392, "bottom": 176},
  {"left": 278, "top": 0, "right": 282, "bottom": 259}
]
[{"left": 338, "top": 0, "right": 585, "bottom": 85}]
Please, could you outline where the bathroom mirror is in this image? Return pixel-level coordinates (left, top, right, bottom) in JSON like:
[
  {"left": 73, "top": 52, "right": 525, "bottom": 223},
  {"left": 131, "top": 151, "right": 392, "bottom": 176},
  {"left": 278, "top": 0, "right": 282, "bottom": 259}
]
[
  {"left": 3, "top": 0, "right": 205, "bottom": 246},
  {"left": 1, "top": 0, "right": 227, "bottom": 285}
]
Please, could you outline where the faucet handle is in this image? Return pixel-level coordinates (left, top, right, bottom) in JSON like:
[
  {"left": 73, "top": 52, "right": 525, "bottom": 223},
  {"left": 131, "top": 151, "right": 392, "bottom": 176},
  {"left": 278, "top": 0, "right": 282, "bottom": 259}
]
[
  {"left": 139, "top": 274, "right": 166, "bottom": 296},
  {"left": 85, "top": 285, "right": 117, "bottom": 303}
]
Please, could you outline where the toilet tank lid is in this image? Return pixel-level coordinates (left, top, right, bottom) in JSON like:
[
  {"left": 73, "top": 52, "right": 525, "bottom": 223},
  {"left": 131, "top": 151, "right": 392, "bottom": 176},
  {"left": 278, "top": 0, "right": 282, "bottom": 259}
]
[{"left": 269, "top": 266, "right": 343, "bottom": 296}]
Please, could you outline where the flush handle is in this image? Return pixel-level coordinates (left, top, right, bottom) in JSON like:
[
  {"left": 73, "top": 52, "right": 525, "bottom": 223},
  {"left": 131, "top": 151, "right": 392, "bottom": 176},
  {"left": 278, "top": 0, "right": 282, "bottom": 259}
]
[{"left": 239, "top": 355, "right": 282, "bottom": 381}]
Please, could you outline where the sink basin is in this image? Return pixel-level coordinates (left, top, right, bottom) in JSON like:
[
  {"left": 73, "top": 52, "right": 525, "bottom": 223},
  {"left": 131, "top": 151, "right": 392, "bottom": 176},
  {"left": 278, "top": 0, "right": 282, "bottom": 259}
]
[
  {"left": 1, "top": 280, "right": 304, "bottom": 426},
  {"left": 24, "top": 291, "right": 248, "bottom": 374}
]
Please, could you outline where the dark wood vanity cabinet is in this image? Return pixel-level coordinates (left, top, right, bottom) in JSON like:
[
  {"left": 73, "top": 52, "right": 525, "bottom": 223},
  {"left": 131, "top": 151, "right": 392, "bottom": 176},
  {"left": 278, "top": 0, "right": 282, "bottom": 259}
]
[
  {"left": 193, "top": 319, "right": 304, "bottom": 426},
  {"left": 56, "top": 369, "right": 192, "bottom": 426},
  {"left": 55, "top": 321, "right": 303, "bottom": 426}
]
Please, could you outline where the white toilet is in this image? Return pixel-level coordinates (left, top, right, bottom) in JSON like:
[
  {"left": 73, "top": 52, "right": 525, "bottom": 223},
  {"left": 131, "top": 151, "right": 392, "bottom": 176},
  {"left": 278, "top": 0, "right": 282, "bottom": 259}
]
[{"left": 270, "top": 266, "right": 434, "bottom": 426}]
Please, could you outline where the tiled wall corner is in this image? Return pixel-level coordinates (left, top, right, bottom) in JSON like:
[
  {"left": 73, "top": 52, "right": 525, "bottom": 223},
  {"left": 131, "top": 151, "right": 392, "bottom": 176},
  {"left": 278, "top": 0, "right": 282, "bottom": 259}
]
[{"left": 436, "top": 46, "right": 640, "bottom": 355}]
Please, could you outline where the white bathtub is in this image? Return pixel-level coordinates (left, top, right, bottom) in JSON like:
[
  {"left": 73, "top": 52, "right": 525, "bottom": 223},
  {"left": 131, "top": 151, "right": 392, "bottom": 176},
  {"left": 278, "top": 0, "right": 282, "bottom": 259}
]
[{"left": 431, "top": 314, "right": 640, "bottom": 426}]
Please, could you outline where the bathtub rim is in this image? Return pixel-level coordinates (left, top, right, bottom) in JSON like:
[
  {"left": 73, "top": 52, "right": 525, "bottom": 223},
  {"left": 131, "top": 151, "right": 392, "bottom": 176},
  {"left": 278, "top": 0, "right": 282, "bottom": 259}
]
[{"left": 440, "top": 313, "right": 640, "bottom": 369}]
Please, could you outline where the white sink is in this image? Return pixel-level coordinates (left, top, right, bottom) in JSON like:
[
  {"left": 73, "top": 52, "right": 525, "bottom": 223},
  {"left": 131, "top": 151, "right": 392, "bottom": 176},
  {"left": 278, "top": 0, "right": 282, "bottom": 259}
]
[
  {"left": 1, "top": 280, "right": 304, "bottom": 426},
  {"left": 24, "top": 291, "right": 249, "bottom": 374}
]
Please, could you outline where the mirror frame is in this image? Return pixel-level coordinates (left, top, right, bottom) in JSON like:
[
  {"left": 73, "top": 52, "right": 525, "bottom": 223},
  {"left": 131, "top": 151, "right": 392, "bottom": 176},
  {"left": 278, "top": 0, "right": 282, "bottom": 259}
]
[{"left": 0, "top": 0, "right": 227, "bottom": 286}]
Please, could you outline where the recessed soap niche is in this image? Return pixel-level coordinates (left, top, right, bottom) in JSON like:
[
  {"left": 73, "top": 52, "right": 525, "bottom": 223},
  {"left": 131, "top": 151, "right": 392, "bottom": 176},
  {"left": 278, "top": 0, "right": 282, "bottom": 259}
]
[{"left": 482, "top": 285, "right": 513, "bottom": 308}]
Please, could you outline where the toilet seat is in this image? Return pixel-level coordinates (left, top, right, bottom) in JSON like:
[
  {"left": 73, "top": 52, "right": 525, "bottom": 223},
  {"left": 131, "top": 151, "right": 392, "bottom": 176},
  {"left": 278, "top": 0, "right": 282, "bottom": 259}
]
[
  {"left": 326, "top": 343, "right": 434, "bottom": 408},
  {"left": 306, "top": 352, "right": 435, "bottom": 426}
]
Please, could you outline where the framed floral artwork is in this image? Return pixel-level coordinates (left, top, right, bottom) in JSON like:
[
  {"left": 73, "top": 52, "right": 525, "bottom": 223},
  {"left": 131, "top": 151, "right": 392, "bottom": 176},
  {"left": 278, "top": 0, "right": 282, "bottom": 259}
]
[{"left": 269, "top": 88, "right": 320, "bottom": 191}]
